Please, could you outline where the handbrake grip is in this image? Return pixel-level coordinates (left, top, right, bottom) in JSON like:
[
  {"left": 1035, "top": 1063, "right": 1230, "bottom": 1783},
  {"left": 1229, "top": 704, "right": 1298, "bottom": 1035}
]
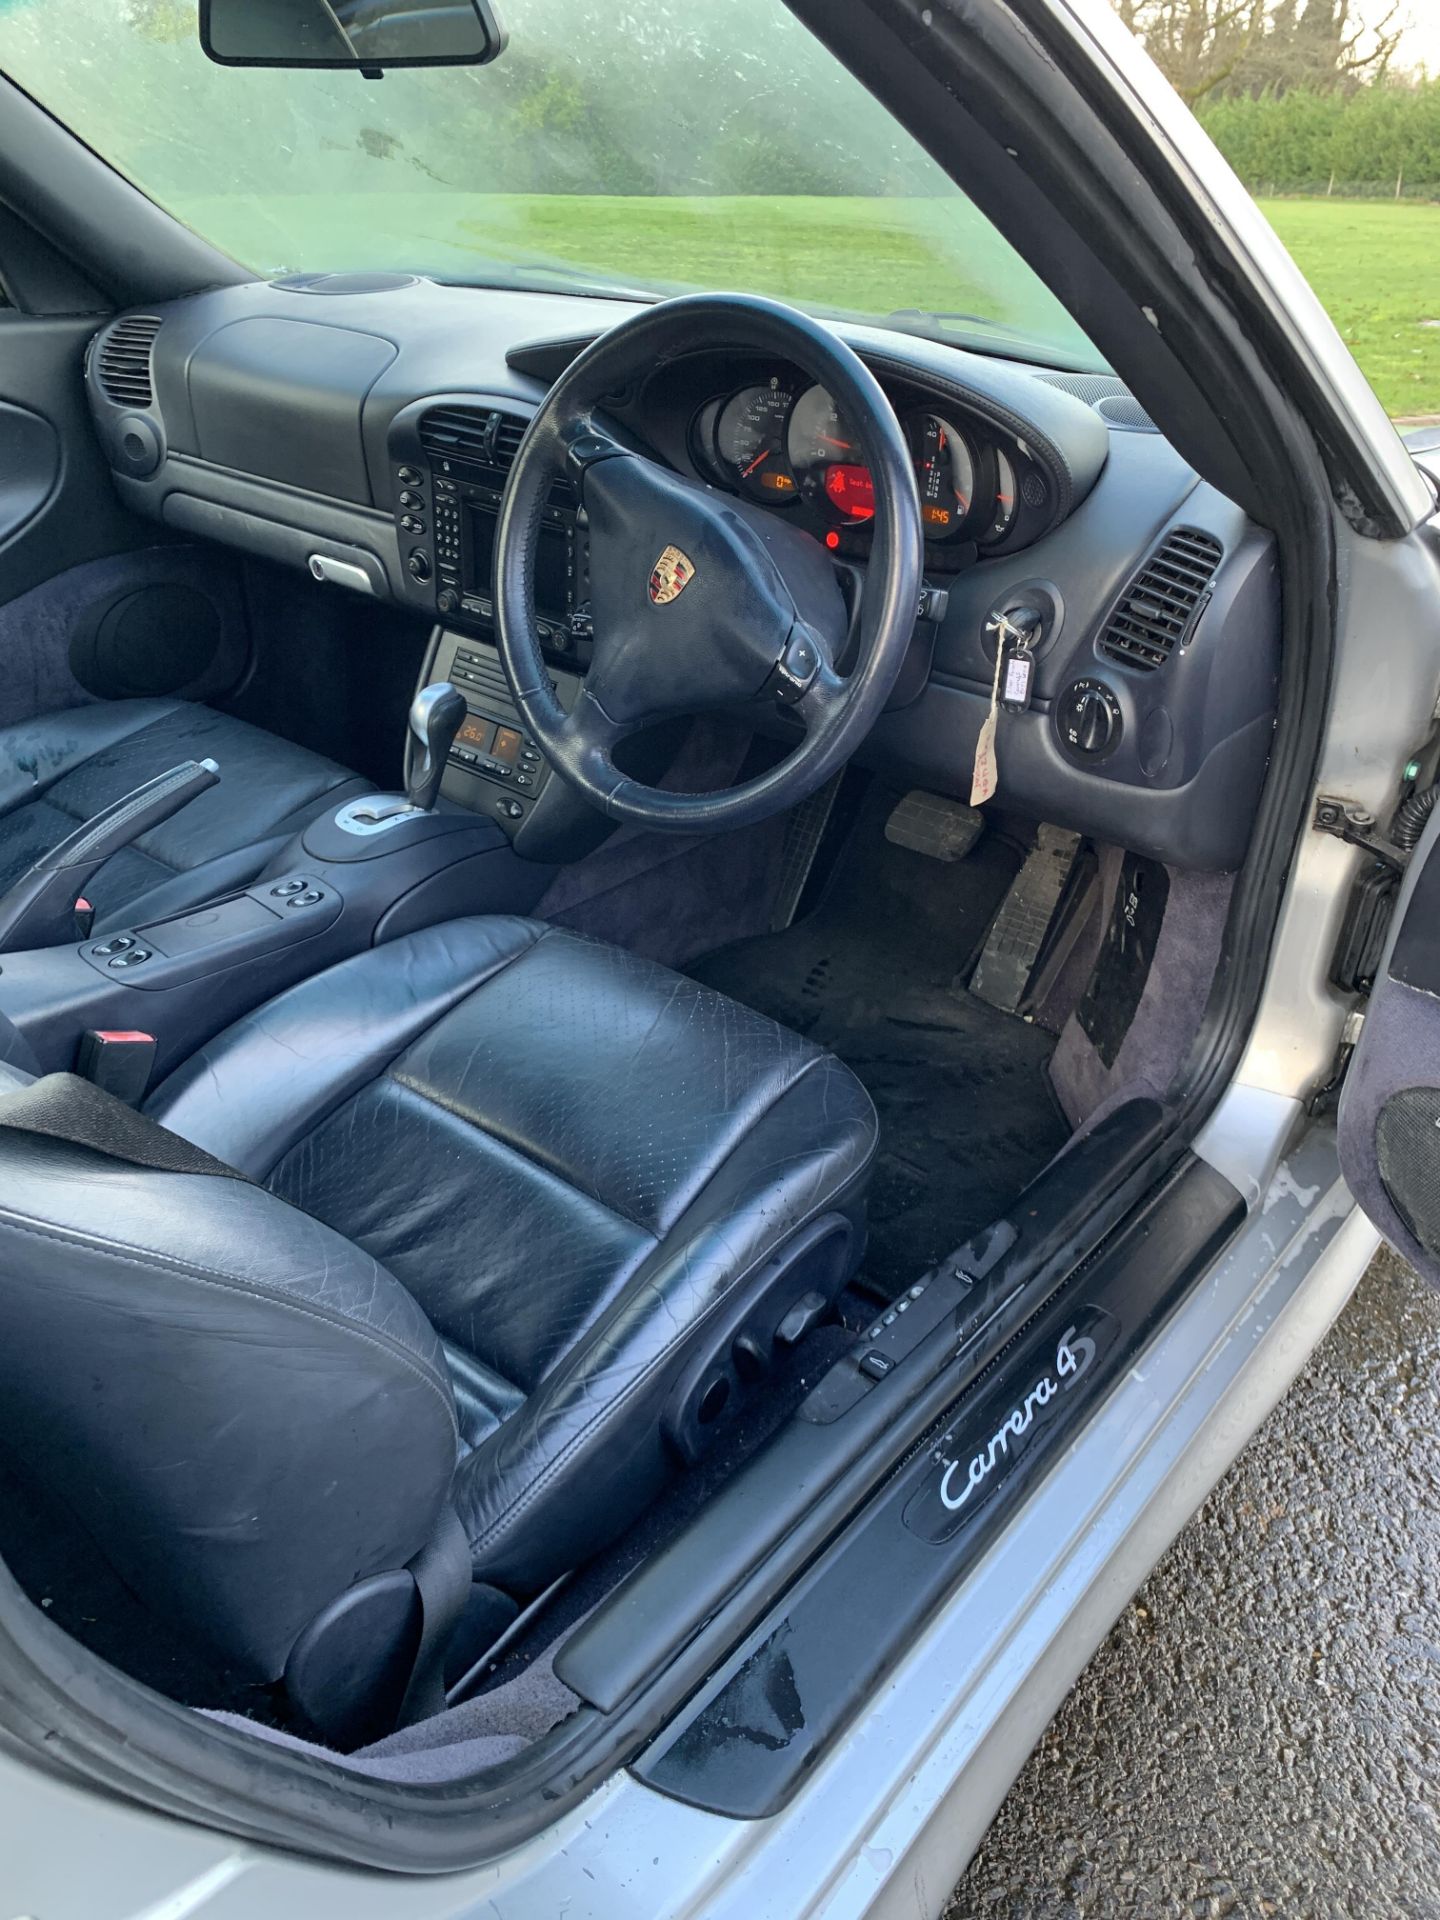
[{"left": 0, "top": 758, "right": 221, "bottom": 953}]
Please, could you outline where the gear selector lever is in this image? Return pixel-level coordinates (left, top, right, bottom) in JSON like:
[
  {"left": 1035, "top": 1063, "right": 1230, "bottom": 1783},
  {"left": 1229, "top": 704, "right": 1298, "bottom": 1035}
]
[
  {"left": 332, "top": 682, "right": 470, "bottom": 836},
  {"left": 406, "top": 682, "right": 468, "bottom": 814}
]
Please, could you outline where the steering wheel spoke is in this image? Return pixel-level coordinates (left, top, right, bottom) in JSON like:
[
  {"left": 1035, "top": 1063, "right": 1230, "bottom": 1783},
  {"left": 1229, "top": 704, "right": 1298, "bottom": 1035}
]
[
  {"left": 559, "top": 417, "right": 632, "bottom": 486},
  {"left": 793, "top": 653, "right": 848, "bottom": 727}
]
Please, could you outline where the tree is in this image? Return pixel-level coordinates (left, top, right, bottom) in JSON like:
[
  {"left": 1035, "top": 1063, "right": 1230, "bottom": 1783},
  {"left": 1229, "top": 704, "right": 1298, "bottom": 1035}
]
[{"left": 1114, "top": 0, "right": 1408, "bottom": 101}]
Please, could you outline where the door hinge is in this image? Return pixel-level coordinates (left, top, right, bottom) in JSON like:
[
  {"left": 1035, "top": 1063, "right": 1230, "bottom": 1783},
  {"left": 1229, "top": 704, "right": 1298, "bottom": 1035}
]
[{"left": 1313, "top": 796, "right": 1408, "bottom": 874}]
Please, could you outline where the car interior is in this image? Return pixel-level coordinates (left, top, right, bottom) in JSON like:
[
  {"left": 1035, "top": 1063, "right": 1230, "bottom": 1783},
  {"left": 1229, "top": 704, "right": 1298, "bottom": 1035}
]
[
  {"left": 0, "top": 256, "right": 1282, "bottom": 1770},
  {"left": 6, "top": 0, "right": 1390, "bottom": 1840}
]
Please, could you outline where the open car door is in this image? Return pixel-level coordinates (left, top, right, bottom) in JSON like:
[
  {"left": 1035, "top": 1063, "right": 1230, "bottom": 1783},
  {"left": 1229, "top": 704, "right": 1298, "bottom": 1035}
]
[{"left": 1339, "top": 802, "right": 1440, "bottom": 1281}]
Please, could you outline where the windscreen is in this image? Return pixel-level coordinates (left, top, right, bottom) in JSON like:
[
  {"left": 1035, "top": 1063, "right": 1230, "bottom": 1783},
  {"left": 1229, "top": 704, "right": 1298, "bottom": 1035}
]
[{"left": 0, "top": 0, "right": 1103, "bottom": 370}]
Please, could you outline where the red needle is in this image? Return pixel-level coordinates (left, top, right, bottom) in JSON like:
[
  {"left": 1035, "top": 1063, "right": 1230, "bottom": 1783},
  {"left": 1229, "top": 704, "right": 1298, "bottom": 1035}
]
[
  {"left": 818, "top": 433, "right": 853, "bottom": 451},
  {"left": 741, "top": 448, "right": 770, "bottom": 478}
]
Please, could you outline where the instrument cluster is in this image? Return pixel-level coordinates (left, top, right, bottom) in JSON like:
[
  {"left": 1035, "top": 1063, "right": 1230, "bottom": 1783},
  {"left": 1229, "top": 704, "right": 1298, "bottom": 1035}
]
[{"left": 686, "top": 371, "right": 1024, "bottom": 560}]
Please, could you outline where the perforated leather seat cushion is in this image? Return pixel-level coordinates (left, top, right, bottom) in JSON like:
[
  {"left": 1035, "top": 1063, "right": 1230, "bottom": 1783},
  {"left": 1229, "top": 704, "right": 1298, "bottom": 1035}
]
[{"left": 149, "top": 917, "right": 879, "bottom": 1595}]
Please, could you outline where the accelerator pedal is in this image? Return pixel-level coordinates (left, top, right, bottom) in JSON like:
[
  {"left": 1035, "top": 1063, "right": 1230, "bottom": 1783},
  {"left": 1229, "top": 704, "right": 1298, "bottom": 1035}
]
[
  {"left": 970, "top": 823, "right": 1083, "bottom": 1015},
  {"left": 883, "top": 790, "right": 984, "bottom": 863}
]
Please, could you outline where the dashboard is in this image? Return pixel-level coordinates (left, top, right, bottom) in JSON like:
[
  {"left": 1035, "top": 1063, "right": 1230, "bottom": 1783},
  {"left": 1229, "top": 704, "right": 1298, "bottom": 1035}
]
[{"left": 83, "top": 273, "right": 1280, "bottom": 871}]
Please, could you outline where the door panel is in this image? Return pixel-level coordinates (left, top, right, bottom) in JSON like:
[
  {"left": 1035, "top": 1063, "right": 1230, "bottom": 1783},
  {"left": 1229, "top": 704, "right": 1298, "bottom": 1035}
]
[
  {"left": 0, "top": 313, "right": 145, "bottom": 600},
  {"left": 1338, "top": 807, "right": 1440, "bottom": 1282},
  {"left": 0, "top": 400, "right": 58, "bottom": 547}
]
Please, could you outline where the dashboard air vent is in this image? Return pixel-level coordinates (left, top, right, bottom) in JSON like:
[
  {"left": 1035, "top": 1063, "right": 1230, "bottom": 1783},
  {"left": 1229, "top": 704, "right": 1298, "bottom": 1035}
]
[
  {"left": 1098, "top": 527, "right": 1223, "bottom": 671},
  {"left": 418, "top": 404, "right": 498, "bottom": 466},
  {"left": 492, "top": 412, "right": 528, "bottom": 469},
  {"left": 490, "top": 409, "right": 577, "bottom": 506},
  {"left": 95, "top": 315, "right": 162, "bottom": 408}
]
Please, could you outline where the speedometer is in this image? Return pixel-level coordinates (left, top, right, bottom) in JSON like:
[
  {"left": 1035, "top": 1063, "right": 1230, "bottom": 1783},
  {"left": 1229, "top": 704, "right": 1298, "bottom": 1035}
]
[
  {"left": 713, "top": 380, "right": 798, "bottom": 503},
  {"left": 905, "top": 411, "right": 976, "bottom": 541}
]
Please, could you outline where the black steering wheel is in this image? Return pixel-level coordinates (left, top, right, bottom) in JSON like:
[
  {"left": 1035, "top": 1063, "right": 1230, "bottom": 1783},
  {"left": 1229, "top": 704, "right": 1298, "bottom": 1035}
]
[{"left": 494, "top": 294, "right": 922, "bottom": 833}]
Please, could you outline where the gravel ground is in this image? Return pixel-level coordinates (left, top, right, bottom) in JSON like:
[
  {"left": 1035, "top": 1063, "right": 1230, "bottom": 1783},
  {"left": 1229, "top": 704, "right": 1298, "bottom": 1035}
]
[{"left": 946, "top": 1245, "right": 1440, "bottom": 1920}]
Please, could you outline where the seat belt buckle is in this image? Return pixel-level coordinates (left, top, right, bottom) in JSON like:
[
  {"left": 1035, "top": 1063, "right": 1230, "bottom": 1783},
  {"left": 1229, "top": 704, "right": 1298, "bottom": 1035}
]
[
  {"left": 76, "top": 1030, "right": 157, "bottom": 1108},
  {"left": 74, "top": 896, "right": 95, "bottom": 941}
]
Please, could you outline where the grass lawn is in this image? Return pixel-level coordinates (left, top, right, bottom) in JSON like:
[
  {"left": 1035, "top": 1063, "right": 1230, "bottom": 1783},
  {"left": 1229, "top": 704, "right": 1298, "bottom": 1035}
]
[
  {"left": 1258, "top": 198, "right": 1440, "bottom": 417},
  {"left": 176, "top": 188, "right": 1440, "bottom": 417}
]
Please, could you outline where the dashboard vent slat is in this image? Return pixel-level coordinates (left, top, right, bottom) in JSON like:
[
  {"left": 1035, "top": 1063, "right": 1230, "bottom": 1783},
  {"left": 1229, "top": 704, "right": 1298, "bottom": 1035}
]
[
  {"left": 95, "top": 315, "right": 162, "bottom": 409},
  {"left": 492, "top": 414, "right": 527, "bottom": 467},
  {"left": 418, "top": 404, "right": 499, "bottom": 466},
  {"left": 1098, "top": 527, "right": 1223, "bottom": 672},
  {"left": 416, "top": 403, "right": 576, "bottom": 507}
]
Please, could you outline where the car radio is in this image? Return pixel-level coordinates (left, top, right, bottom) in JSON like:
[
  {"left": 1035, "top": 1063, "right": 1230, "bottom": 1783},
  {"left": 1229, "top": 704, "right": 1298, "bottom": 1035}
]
[{"left": 392, "top": 450, "right": 591, "bottom": 661}]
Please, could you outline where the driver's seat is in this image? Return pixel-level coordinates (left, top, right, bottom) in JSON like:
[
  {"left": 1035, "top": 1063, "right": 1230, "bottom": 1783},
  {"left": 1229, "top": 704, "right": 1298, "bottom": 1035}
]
[{"left": 0, "top": 916, "right": 876, "bottom": 1740}]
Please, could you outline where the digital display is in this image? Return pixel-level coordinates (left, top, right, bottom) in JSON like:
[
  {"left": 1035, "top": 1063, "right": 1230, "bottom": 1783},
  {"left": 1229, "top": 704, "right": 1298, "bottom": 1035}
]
[
  {"left": 456, "top": 714, "right": 492, "bottom": 753},
  {"left": 491, "top": 725, "right": 522, "bottom": 766},
  {"left": 464, "top": 504, "right": 570, "bottom": 622},
  {"left": 823, "top": 462, "right": 875, "bottom": 521}
]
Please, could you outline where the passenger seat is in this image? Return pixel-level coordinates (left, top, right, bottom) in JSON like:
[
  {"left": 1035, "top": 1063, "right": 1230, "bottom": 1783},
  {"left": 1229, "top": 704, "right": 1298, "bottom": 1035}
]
[{"left": 0, "top": 699, "right": 368, "bottom": 936}]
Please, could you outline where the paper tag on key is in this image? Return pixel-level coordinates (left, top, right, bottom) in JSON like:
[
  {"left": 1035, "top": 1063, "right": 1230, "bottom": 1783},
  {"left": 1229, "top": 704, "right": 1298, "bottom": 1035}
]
[
  {"left": 970, "top": 622, "right": 1007, "bottom": 807},
  {"left": 1002, "top": 648, "right": 1034, "bottom": 712}
]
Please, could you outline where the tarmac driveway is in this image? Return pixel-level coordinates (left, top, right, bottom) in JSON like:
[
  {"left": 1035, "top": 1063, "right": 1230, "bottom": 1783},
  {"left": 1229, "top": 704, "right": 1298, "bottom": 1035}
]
[{"left": 946, "top": 1245, "right": 1440, "bottom": 1919}]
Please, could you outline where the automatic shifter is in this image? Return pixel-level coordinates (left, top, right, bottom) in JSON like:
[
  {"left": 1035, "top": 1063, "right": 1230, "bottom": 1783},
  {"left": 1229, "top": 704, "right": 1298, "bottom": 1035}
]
[
  {"left": 406, "top": 681, "right": 469, "bottom": 813},
  {"left": 331, "top": 682, "right": 469, "bottom": 835}
]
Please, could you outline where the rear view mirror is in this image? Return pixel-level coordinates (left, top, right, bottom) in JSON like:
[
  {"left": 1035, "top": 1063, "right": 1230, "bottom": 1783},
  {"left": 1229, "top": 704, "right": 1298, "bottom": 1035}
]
[{"left": 200, "top": 0, "right": 507, "bottom": 73}]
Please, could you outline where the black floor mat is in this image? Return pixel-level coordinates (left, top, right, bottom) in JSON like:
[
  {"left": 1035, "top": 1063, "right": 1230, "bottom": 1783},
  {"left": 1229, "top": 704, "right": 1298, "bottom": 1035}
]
[{"left": 690, "top": 787, "right": 1072, "bottom": 1300}]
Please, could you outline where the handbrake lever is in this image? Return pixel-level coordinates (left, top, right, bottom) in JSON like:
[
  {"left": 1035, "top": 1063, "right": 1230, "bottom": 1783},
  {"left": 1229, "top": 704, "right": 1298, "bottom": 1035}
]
[{"left": 0, "top": 757, "right": 220, "bottom": 952}]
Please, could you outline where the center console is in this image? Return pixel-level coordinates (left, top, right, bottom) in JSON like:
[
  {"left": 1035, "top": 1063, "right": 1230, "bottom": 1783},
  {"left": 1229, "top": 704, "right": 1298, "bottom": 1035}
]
[
  {"left": 0, "top": 792, "right": 550, "bottom": 1089},
  {"left": 387, "top": 393, "right": 592, "bottom": 661},
  {"left": 385, "top": 393, "right": 617, "bottom": 853}
]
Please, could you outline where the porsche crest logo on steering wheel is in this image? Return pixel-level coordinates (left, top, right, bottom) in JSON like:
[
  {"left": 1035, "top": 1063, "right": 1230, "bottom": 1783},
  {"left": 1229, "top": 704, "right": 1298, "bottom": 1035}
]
[{"left": 648, "top": 544, "right": 695, "bottom": 605}]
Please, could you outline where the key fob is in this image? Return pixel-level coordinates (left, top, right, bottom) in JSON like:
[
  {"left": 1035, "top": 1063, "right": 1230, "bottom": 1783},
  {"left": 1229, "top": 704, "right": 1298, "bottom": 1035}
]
[{"left": 1001, "top": 648, "right": 1035, "bottom": 714}]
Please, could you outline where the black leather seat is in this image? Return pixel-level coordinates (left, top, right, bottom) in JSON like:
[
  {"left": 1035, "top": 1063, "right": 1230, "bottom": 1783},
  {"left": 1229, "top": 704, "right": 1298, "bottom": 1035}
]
[
  {"left": 0, "top": 918, "right": 876, "bottom": 1732},
  {"left": 0, "top": 698, "right": 366, "bottom": 934}
]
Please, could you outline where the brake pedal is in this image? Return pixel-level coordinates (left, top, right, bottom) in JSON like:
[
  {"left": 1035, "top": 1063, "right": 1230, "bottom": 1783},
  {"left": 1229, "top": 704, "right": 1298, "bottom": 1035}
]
[
  {"left": 970, "top": 824, "right": 1082, "bottom": 1014},
  {"left": 884, "top": 790, "right": 984, "bottom": 863}
]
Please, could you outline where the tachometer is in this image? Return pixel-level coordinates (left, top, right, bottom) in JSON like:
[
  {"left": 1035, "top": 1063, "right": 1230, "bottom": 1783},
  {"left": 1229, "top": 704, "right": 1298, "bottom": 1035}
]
[
  {"left": 713, "top": 379, "right": 799, "bottom": 503},
  {"left": 985, "top": 450, "right": 1018, "bottom": 543},
  {"left": 905, "top": 411, "right": 976, "bottom": 541},
  {"left": 786, "top": 385, "right": 874, "bottom": 523}
]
